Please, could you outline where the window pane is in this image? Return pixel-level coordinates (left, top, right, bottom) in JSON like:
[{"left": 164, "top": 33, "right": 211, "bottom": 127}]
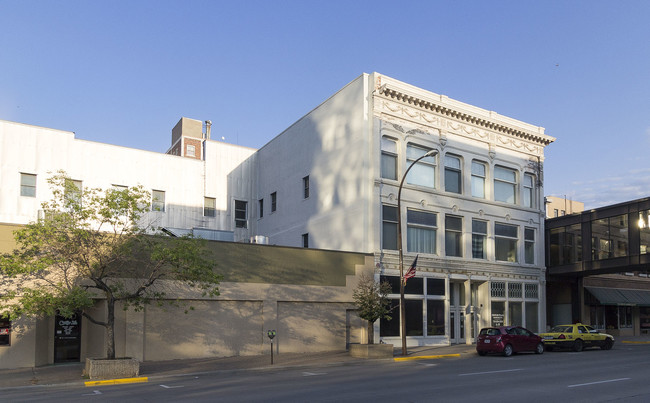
[
  {"left": 405, "top": 299, "right": 423, "bottom": 336},
  {"left": 444, "top": 156, "right": 461, "bottom": 194},
  {"left": 496, "top": 238, "right": 517, "bottom": 262},
  {"left": 151, "top": 190, "right": 165, "bottom": 212},
  {"left": 408, "top": 210, "right": 437, "bottom": 226},
  {"left": 407, "top": 145, "right": 435, "bottom": 188},
  {"left": 235, "top": 200, "right": 247, "bottom": 228},
  {"left": 20, "top": 173, "right": 37, "bottom": 197},
  {"left": 204, "top": 197, "right": 216, "bottom": 217},
  {"left": 495, "top": 223, "right": 518, "bottom": 238},
  {"left": 382, "top": 205, "right": 398, "bottom": 250},
  {"left": 407, "top": 226, "right": 436, "bottom": 253},
  {"left": 381, "top": 153, "right": 397, "bottom": 180},
  {"left": 445, "top": 216, "right": 462, "bottom": 257},
  {"left": 472, "top": 220, "right": 487, "bottom": 234},
  {"left": 380, "top": 299, "right": 400, "bottom": 337},
  {"left": 427, "top": 300, "right": 445, "bottom": 336},
  {"left": 494, "top": 181, "right": 515, "bottom": 203},
  {"left": 471, "top": 176, "right": 485, "bottom": 198},
  {"left": 427, "top": 278, "right": 445, "bottom": 295},
  {"left": 495, "top": 166, "right": 516, "bottom": 182}
]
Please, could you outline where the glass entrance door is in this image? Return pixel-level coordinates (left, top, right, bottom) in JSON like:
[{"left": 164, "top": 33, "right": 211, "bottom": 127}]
[
  {"left": 449, "top": 282, "right": 466, "bottom": 344},
  {"left": 54, "top": 312, "right": 81, "bottom": 363}
]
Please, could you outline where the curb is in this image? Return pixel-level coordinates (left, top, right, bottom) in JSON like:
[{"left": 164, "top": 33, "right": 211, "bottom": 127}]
[
  {"left": 621, "top": 340, "right": 650, "bottom": 344},
  {"left": 394, "top": 353, "right": 461, "bottom": 362},
  {"left": 84, "top": 377, "right": 148, "bottom": 387}
]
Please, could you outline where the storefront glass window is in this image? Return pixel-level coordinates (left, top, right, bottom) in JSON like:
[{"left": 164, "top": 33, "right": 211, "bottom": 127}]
[
  {"left": 0, "top": 318, "right": 10, "bottom": 346},
  {"left": 525, "top": 302, "right": 539, "bottom": 332},
  {"left": 427, "top": 300, "right": 445, "bottom": 335},
  {"left": 491, "top": 301, "right": 505, "bottom": 327}
]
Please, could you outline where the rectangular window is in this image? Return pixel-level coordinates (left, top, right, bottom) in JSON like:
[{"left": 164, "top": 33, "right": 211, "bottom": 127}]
[
  {"left": 523, "top": 174, "right": 534, "bottom": 208},
  {"left": 258, "top": 199, "right": 264, "bottom": 218},
  {"left": 303, "top": 176, "right": 310, "bottom": 199},
  {"left": 151, "top": 190, "right": 165, "bottom": 212},
  {"left": 445, "top": 215, "right": 463, "bottom": 257},
  {"left": 471, "top": 161, "right": 485, "bottom": 198},
  {"left": 407, "top": 209, "right": 437, "bottom": 254},
  {"left": 491, "top": 281, "right": 506, "bottom": 298},
  {"left": 0, "top": 318, "right": 10, "bottom": 346},
  {"left": 381, "top": 137, "right": 398, "bottom": 180},
  {"left": 472, "top": 219, "right": 487, "bottom": 259},
  {"left": 640, "top": 210, "right": 650, "bottom": 254},
  {"left": 524, "top": 228, "right": 535, "bottom": 264},
  {"left": 65, "top": 179, "right": 83, "bottom": 206},
  {"left": 271, "top": 192, "right": 277, "bottom": 212},
  {"left": 591, "top": 215, "right": 628, "bottom": 260},
  {"left": 186, "top": 144, "right": 196, "bottom": 157},
  {"left": 382, "top": 205, "right": 398, "bottom": 250},
  {"left": 302, "top": 233, "right": 309, "bottom": 248},
  {"left": 204, "top": 197, "right": 216, "bottom": 217},
  {"left": 234, "top": 200, "right": 247, "bottom": 228},
  {"left": 444, "top": 155, "right": 461, "bottom": 194},
  {"left": 406, "top": 144, "right": 436, "bottom": 188},
  {"left": 494, "top": 166, "right": 516, "bottom": 204},
  {"left": 20, "top": 173, "right": 37, "bottom": 197},
  {"left": 427, "top": 300, "right": 445, "bottom": 336},
  {"left": 495, "top": 223, "right": 518, "bottom": 262}
]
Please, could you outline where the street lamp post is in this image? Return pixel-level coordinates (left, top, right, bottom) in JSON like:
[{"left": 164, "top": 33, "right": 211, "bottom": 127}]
[{"left": 397, "top": 149, "right": 438, "bottom": 356}]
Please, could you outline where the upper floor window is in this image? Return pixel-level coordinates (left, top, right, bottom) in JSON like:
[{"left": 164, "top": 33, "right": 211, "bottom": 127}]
[
  {"left": 407, "top": 209, "right": 437, "bottom": 254},
  {"left": 591, "top": 215, "right": 628, "bottom": 260},
  {"left": 204, "top": 197, "right": 216, "bottom": 217},
  {"left": 640, "top": 210, "right": 650, "bottom": 254},
  {"left": 151, "top": 190, "right": 165, "bottom": 212},
  {"left": 271, "top": 192, "right": 277, "bottom": 212},
  {"left": 382, "top": 205, "right": 398, "bottom": 250},
  {"left": 444, "top": 155, "right": 462, "bottom": 194},
  {"left": 523, "top": 173, "right": 535, "bottom": 208},
  {"left": 258, "top": 199, "right": 264, "bottom": 218},
  {"left": 20, "top": 173, "right": 37, "bottom": 197},
  {"left": 235, "top": 200, "right": 247, "bottom": 228},
  {"left": 471, "top": 161, "right": 485, "bottom": 198},
  {"left": 494, "top": 166, "right": 516, "bottom": 204},
  {"left": 524, "top": 228, "right": 535, "bottom": 264},
  {"left": 186, "top": 144, "right": 196, "bottom": 157},
  {"left": 495, "top": 223, "right": 518, "bottom": 262},
  {"left": 65, "top": 179, "right": 83, "bottom": 207},
  {"left": 302, "top": 233, "right": 309, "bottom": 248},
  {"left": 406, "top": 144, "right": 436, "bottom": 188},
  {"left": 445, "top": 215, "right": 463, "bottom": 257},
  {"left": 381, "top": 137, "right": 398, "bottom": 180},
  {"left": 303, "top": 176, "right": 310, "bottom": 199},
  {"left": 472, "top": 219, "right": 487, "bottom": 259}
]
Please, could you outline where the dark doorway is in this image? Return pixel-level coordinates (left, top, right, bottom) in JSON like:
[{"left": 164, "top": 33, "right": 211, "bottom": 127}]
[{"left": 54, "top": 312, "right": 81, "bottom": 363}]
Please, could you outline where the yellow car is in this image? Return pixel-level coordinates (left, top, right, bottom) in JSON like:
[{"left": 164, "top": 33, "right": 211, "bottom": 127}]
[{"left": 539, "top": 323, "right": 614, "bottom": 352}]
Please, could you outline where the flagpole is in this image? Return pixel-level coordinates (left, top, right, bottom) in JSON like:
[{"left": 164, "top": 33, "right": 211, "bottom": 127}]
[{"left": 396, "top": 149, "right": 438, "bottom": 356}]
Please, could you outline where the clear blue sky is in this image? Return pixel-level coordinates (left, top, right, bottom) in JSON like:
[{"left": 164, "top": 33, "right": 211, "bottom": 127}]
[{"left": 1, "top": 0, "right": 649, "bottom": 209}]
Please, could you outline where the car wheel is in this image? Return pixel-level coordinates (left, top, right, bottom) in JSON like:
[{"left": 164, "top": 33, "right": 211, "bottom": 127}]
[
  {"left": 503, "top": 344, "right": 513, "bottom": 357},
  {"left": 477, "top": 350, "right": 487, "bottom": 356},
  {"left": 573, "top": 339, "right": 583, "bottom": 352},
  {"left": 535, "top": 342, "right": 544, "bottom": 354},
  {"left": 601, "top": 338, "right": 613, "bottom": 350}
]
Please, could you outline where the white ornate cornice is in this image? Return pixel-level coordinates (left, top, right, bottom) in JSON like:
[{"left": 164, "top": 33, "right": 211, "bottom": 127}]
[{"left": 376, "top": 82, "right": 555, "bottom": 148}]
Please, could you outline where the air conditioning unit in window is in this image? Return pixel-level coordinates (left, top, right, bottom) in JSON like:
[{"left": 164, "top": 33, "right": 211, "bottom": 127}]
[{"left": 250, "top": 235, "right": 269, "bottom": 245}]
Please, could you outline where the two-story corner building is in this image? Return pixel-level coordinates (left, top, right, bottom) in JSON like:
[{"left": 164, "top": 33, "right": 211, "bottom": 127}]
[
  {"left": 546, "top": 197, "right": 650, "bottom": 337},
  {"left": 232, "top": 73, "right": 555, "bottom": 346},
  {"left": 0, "top": 117, "right": 256, "bottom": 237}
]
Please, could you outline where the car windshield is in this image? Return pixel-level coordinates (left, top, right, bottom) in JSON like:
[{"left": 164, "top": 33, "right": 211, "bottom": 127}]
[{"left": 550, "top": 325, "right": 573, "bottom": 333}]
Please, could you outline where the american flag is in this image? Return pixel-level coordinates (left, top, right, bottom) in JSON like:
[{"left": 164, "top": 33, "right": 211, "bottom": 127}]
[{"left": 404, "top": 255, "right": 418, "bottom": 283}]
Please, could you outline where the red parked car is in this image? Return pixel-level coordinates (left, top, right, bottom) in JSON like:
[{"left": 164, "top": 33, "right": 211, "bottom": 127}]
[{"left": 476, "top": 326, "right": 544, "bottom": 357}]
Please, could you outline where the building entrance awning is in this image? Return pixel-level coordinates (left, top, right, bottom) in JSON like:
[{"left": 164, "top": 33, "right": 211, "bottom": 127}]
[{"left": 586, "top": 287, "right": 650, "bottom": 306}]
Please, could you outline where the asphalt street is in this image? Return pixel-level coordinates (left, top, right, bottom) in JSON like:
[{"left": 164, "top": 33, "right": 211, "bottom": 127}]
[{"left": 2, "top": 343, "right": 649, "bottom": 402}]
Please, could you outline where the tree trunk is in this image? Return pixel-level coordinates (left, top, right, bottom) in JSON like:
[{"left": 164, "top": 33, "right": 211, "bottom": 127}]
[
  {"left": 367, "top": 320, "right": 374, "bottom": 344},
  {"left": 106, "top": 298, "right": 116, "bottom": 359}
]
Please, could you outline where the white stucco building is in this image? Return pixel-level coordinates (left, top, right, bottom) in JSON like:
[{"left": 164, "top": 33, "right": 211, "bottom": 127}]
[{"left": 231, "top": 73, "right": 555, "bottom": 345}]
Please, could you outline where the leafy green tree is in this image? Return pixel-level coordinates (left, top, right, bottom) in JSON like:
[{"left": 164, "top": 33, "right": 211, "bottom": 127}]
[
  {"left": 0, "top": 171, "right": 220, "bottom": 359},
  {"left": 352, "top": 273, "right": 392, "bottom": 344}
]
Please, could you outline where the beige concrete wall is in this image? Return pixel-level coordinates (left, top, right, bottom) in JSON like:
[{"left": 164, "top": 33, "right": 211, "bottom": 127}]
[{"left": 277, "top": 302, "right": 350, "bottom": 353}]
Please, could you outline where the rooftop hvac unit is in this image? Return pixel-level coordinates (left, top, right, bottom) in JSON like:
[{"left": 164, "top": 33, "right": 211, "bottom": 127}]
[{"left": 250, "top": 235, "right": 269, "bottom": 245}]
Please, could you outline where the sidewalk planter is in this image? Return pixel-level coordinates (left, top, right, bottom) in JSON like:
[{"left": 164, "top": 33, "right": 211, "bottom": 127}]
[
  {"left": 84, "top": 358, "right": 140, "bottom": 379},
  {"left": 349, "top": 344, "right": 394, "bottom": 359}
]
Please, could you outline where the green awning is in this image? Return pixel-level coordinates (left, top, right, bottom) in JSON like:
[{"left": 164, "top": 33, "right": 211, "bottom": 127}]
[{"left": 586, "top": 287, "right": 650, "bottom": 306}]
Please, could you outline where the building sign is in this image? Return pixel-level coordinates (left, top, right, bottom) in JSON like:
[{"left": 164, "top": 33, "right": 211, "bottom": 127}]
[{"left": 491, "top": 313, "right": 504, "bottom": 327}]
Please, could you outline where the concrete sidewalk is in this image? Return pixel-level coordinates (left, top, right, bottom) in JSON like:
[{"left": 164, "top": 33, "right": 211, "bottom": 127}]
[{"left": 0, "top": 344, "right": 477, "bottom": 389}]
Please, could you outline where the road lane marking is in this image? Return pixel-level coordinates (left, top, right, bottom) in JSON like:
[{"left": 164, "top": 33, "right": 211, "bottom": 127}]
[
  {"left": 568, "top": 378, "right": 630, "bottom": 388},
  {"left": 459, "top": 369, "right": 523, "bottom": 376},
  {"left": 160, "top": 384, "right": 184, "bottom": 389},
  {"left": 82, "top": 390, "right": 102, "bottom": 396},
  {"left": 302, "top": 372, "right": 326, "bottom": 376}
]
